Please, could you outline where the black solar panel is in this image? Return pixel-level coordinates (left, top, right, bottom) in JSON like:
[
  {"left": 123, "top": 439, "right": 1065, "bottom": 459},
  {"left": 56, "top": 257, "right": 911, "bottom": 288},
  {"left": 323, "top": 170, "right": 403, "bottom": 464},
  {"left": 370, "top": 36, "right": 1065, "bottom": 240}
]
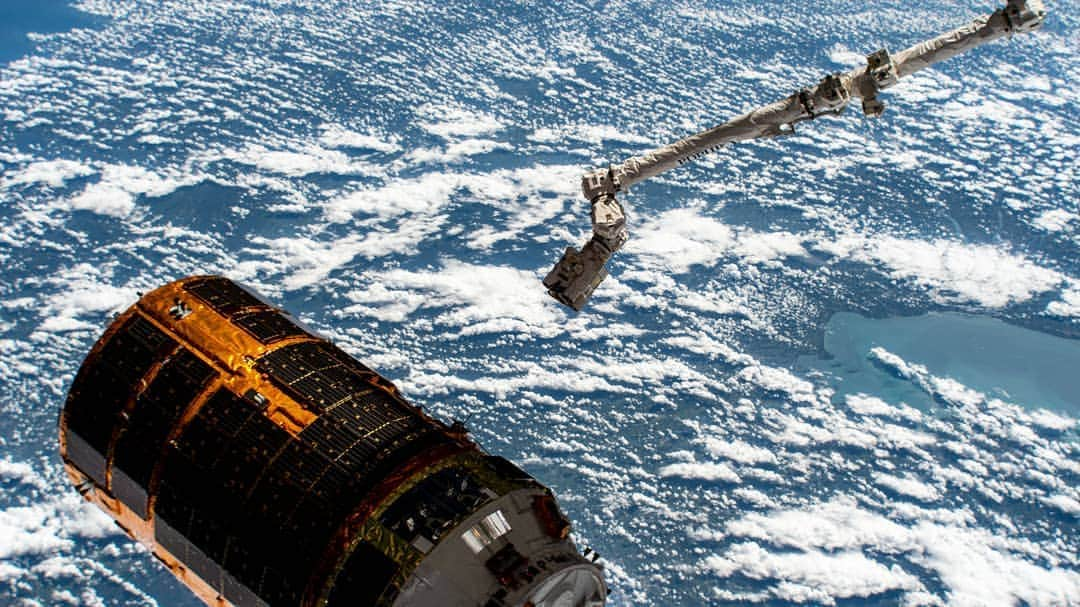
[
  {"left": 282, "top": 496, "right": 339, "bottom": 552},
  {"left": 324, "top": 541, "right": 398, "bottom": 607},
  {"left": 186, "top": 508, "right": 231, "bottom": 570},
  {"left": 156, "top": 387, "right": 297, "bottom": 603},
  {"left": 332, "top": 428, "right": 455, "bottom": 510},
  {"left": 125, "top": 315, "right": 175, "bottom": 353},
  {"left": 272, "top": 440, "right": 332, "bottom": 493},
  {"left": 172, "top": 411, "right": 227, "bottom": 472},
  {"left": 184, "top": 277, "right": 264, "bottom": 315},
  {"left": 300, "top": 415, "right": 367, "bottom": 462},
  {"left": 156, "top": 454, "right": 206, "bottom": 531},
  {"left": 244, "top": 469, "right": 307, "bottom": 526},
  {"left": 65, "top": 314, "right": 175, "bottom": 483},
  {"left": 113, "top": 350, "right": 213, "bottom": 500},
  {"left": 233, "top": 309, "right": 308, "bottom": 344},
  {"left": 154, "top": 514, "right": 226, "bottom": 597},
  {"left": 65, "top": 365, "right": 131, "bottom": 462},
  {"left": 222, "top": 498, "right": 314, "bottom": 604},
  {"left": 198, "top": 389, "right": 259, "bottom": 440},
  {"left": 134, "top": 331, "right": 460, "bottom": 607},
  {"left": 255, "top": 566, "right": 306, "bottom": 606},
  {"left": 220, "top": 543, "right": 271, "bottom": 607},
  {"left": 256, "top": 342, "right": 376, "bottom": 412},
  {"left": 164, "top": 389, "right": 289, "bottom": 502}
]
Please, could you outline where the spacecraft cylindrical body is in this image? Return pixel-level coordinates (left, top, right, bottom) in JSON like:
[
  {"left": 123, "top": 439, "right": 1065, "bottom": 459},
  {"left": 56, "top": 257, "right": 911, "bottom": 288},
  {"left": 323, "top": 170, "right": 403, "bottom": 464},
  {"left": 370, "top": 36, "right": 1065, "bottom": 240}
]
[{"left": 59, "top": 276, "right": 606, "bottom": 607}]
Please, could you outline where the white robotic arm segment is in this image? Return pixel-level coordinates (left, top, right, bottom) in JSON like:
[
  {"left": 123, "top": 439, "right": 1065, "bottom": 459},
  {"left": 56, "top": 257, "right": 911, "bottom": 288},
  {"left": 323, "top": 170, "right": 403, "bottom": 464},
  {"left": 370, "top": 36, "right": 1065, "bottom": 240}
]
[
  {"left": 545, "top": 0, "right": 1047, "bottom": 311},
  {"left": 894, "top": 0, "right": 1045, "bottom": 78}
]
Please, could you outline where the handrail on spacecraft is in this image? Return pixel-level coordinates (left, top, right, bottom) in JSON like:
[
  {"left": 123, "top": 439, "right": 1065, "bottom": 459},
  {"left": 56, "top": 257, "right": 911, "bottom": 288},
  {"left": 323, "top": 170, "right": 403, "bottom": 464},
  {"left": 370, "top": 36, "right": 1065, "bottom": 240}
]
[{"left": 543, "top": 0, "right": 1048, "bottom": 311}]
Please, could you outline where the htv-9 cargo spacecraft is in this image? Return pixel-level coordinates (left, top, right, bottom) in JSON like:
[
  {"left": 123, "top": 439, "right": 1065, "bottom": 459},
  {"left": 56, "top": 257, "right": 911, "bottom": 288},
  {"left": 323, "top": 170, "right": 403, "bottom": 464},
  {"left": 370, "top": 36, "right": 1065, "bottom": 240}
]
[{"left": 60, "top": 277, "right": 606, "bottom": 607}]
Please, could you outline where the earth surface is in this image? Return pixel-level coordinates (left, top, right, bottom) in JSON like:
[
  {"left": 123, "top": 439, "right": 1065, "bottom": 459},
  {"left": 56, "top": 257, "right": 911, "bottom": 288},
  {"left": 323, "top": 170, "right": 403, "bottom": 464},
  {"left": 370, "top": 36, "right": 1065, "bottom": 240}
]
[{"left": 0, "top": 1, "right": 1078, "bottom": 606}]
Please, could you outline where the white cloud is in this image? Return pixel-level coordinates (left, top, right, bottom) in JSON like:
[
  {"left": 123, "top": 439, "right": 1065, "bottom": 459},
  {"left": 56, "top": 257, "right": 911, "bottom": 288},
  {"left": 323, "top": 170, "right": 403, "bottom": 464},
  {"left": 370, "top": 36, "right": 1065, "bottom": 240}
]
[
  {"left": 1027, "top": 409, "right": 1077, "bottom": 432},
  {"left": 710, "top": 497, "right": 1080, "bottom": 607},
  {"left": 723, "top": 497, "right": 916, "bottom": 552},
  {"left": 417, "top": 106, "right": 504, "bottom": 139},
  {"left": 661, "top": 334, "right": 756, "bottom": 364},
  {"left": 736, "top": 364, "right": 817, "bottom": 403},
  {"left": 873, "top": 472, "right": 941, "bottom": 502},
  {"left": 868, "top": 346, "right": 924, "bottom": 380},
  {"left": 659, "top": 462, "right": 741, "bottom": 483},
  {"left": 868, "top": 347, "right": 986, "bottom": 409},
  {"left": 818, "top": 236, "right": 1063, "bottom": 308},
  {"left": 223, "top": 144, "right": 379, "bottom": 177},
  {"left": 3, "top": 159, "right": 93, "bottom": 188},
  {"left": 672, "top": 290, "right": 746, "bottom": 315},
  {"left": 0, "top": 459, "right": 47, "bottom": 490},
  {"left": 703, "top": 438, "right": 777, "bottom": 465},
  {"left": 0, "top": 562, "right": 27, "bottom": 582},
  {"left": 344, "top": 261, "right": 566, "bottom": 337},
  {"left": 629, "top": 208, "right": 807, "bottom": 273},
  {"left": 404, "top": 360, "right": 625, "bottom": 399},
  {"left": 846, "top": 394, "right": 923, "bottom": 423},
  {"left": 1032, "top": 208, "right": 1076, "bottom": 232},
  {"left": 705, "top": 542, "right": 922, "bottom": 605},
  {"left": 323, "top": 164, "right": 577, "bottom": 225},
  {"left": 1040, "top": 494, "right": 1080, "bottom": 516},
  {"left": 1046, "top": 282, "right": 1080, "bottom": 318},
  {"left": 240, "top": 217, "right": 445, "bottom": 291},
  {"left": 920, "top": 524, "right": 1080, "bottom": 607},
  {"left": 318, "top": 124, "right": 401, "bottom": 153},
  {"left": 732, "top": 487, "right": 778, "bottom": 509},
  {"left": 407, "top": 138, "right": 512, "bottom": 164},
  {"left": 527, "top": 123, "right": 651, "bottom": 146},
  {"left": 68, "top": 183, "right": 135, "bottom": 217},
  {"left": 0, "top": 472, "right": 116, "bottom": 562},
  {"left": 62, "top": 164, "right": 199, "bottom": 217},
  {"left": 36, "top": 264, "right": 139, "bottom": 334},
  {"left": 338, "top": 282, "right": 427, "bottom": 323}
]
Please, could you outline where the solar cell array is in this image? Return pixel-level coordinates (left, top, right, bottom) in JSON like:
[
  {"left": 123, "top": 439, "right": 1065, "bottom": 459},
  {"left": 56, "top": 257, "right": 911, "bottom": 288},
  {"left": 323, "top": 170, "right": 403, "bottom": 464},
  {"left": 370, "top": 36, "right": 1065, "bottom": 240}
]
[
  {"left": 63, "top": 278, "right": 462, "bottom": 606},
  {"left": 185, "top": 277, "right": 308, "bottom": 345},
  {"left": 64, "top": 314, "right": 176, "bottom": 486},
  {"left": 113, "top": 349, "right": 214, "bottom": 518}
]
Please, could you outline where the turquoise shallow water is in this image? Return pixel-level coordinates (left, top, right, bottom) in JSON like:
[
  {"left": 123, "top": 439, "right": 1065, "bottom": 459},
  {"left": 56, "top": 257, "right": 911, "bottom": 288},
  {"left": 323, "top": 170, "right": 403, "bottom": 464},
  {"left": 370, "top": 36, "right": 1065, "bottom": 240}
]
[{"left": 802, "top": 311, "right": 1080, "bottom": 416}]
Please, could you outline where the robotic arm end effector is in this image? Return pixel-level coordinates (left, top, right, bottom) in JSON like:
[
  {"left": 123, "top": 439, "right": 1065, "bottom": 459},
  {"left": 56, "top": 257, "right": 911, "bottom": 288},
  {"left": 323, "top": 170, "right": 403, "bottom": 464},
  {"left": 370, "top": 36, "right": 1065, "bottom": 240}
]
[
  {"left": 1006, "top": 0, "right": 1046, "bottom": 33},
  {"left": 543, "top": 239, "right": 612, "bottom": 312},
  {"left": 544, "top": 193, "right": 628, "bottom": 311}
]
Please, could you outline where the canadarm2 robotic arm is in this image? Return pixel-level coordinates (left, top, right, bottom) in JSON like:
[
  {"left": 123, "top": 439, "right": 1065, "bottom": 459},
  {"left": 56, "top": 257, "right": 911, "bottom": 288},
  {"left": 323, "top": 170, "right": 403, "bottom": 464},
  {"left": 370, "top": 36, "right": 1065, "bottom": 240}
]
[{"left": 543, "top": 0, "right": 1046, "bottom": 311}]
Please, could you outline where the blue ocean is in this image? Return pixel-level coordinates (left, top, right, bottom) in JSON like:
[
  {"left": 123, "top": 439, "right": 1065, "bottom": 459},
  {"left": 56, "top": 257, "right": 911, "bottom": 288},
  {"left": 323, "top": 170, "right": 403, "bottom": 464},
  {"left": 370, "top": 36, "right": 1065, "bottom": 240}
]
[{"left": 0, "top": 0, "right": 1076, "bottom": 605}]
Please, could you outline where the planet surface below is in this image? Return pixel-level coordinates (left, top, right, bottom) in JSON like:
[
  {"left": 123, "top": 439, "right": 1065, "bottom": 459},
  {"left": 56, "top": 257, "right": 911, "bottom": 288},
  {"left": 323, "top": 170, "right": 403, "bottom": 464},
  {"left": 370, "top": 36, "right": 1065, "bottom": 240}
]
[{"left": 0, "top": 1, "right": 1077, "bottom": 606}]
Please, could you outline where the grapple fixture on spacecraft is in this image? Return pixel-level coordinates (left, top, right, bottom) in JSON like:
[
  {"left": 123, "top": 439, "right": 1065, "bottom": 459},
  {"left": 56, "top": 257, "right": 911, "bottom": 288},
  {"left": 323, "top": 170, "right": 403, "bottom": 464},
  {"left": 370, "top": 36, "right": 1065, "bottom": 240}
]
[
  {"left": 544, "top": 0, "right": 1048, "bottom": 311},
  {"left": 59, "top": 276, "right": 606, "bottom": 607}
]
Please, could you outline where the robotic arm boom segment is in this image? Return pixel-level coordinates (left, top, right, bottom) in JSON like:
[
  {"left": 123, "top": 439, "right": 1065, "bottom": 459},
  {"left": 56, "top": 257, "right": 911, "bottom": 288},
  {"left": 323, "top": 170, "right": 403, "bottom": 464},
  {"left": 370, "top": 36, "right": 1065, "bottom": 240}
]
[{"left": 544, "top": 0, "right": 1046, "bottom": 311}]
